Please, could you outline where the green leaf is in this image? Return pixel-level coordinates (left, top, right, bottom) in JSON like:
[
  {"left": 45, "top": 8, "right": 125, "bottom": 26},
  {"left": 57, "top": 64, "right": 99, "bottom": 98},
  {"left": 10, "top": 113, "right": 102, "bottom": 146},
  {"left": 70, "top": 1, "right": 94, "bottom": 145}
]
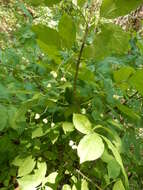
[
  {"left": 113, "top": 66, "right": 135, "bottom": 83},
  {"left": 25, "top": 0, "right": 44, "bottom": 6},
  {"left": 113, "top": 179, "right": 125, "bottom": 190},
  {"left": 101, "top": 0, "right": 143, "bottom": 19},
  {"left": 32, "top": 25, "right": 61, "bottom": 48},
  {"left": 62, "top": 122, "right": 74, "bottom": 134},
  {"left": 73, "top": 114, "right": 92, "bottom": 134},
  {"left": 77, "top": 133, "right": 104, "bottom": 163},
  {"left": 0, "top": 105, "right": 8, "bottom": 131},
  {"left": 32, "top": 25, "right": 61, "bottom": 63},
  {"left": 72, "top": 185, "right": 77, "bottom": 190},
  {"left": 78, "top": 0, "right": 86, "bottom": 7},
  {"left": 101, "top": 149, "right": 114, "bottom": 163},
  {"left": 129, "top": 69, "right": 143, "bottom": 96},
  {"left": 18, "top": 162, "right": 47, "bottom": 190},
  {"left": 17, "top": 156, "right": 36, "bottom": 177},
  {"left": 116, "top": 103, "right": 140, "bottom": 120},
  {"left": 37, "top": 40, "right": 61, "bottom": 64},
  {"left": 107, "top": 119, "right": 123, "bottom": 131},
  {"left": 78, "top": 66, "right": 95, "bottom": 82},
  {"left": 42, "top": 171, "right": 58, "bottom": 185},
  {"left": 58, "top": 14, "right": 76, "bottom": 48},
  {"left": 62, "top": 184, "right": 71, "bottom": 190},
  {"left": 81, "top": 179, "right": 89, "bottom": 190},
  {"left": 83, "top": 23, "right": 130, "bottom": 60},
  {"left": 8, "top": 106, "right": 17, "bottom": 127},
  {"left": 44, "top": 0, "right": 61, "bottom": 6},
  {"left": 32, "top": 127, "right": 44, "bottom": 138},
  {"left": 107, "top": 159, "right": 121, "bottom": 179},
  {"left": 12, "top": 156, "right": 25, "bottom": 167},
  {"left": 49, "top": 130, "right": 59, "bottom": 144},
  {"left": 101, "top": 136, "right": 129, "bottom": 189},
  {"left": 31, "top": 127, "right": 54, "bottom": 141},
  {"left": 94, "top": 125, "right": 122, "bottom": 151}
]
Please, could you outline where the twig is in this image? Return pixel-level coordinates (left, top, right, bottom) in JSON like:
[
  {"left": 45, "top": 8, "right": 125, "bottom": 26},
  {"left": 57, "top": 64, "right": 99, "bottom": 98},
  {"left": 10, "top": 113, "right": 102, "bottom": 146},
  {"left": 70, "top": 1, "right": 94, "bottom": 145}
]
[
  {"left": 105, "top": 91, "right": 138, "bottom": 114},
  {"left": 122, "top": 91, "right": 138, "bottom": 105},
  {"left": 73, "top": 24, "right": 89, "bottom": 98},
  {"left": 76, "top": 169, "right": 103, "bottom": 190},
  {"left": 103, "top": 179, "right": 117, "bottom": 190}
]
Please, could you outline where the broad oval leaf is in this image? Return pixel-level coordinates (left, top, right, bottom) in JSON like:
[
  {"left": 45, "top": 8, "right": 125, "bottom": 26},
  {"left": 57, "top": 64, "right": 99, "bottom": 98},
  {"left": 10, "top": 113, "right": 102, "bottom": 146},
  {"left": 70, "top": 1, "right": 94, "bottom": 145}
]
[
  {"left": 18, "top": 156, "right": 36, "bottom": 177},
  {"left": 42, "top": 171, "right": 58, "bottom": 186},
  {"left": 12, "top": 156, "right": 25, "bottom": 167},
  {"left": 36, "top": 39, "right": 61, "bottom": 64},
  {"left": 58, "top": 14, "right": 76, "bottom": 48},
  {"left": 113, "top": 179, "right": 125, "bottom": 190},
  {"left": 18, "top": 162, "right": 47, "bottom": 190},
  {"left": 101, "top": 0, "right": 143, "bottom": 19},
  {"left": 73, "top": 114, "right": 92, "bottom": 134},
  {"left": 101, "top": 149, "right": 114, "bottom": 163},
  {"left": 83, "top": 23, "right": 130, "bottom": 61},
  {"left": 32, "top": 25, "right": 61, "bottom": 63},
  {"left": 107, "top": 159, "right": 121, "bottom": 179},
  {"left": 77, "top": 133, "right": 104, "bottom": 163},
  {"left": 81, "top": 179, "right": 89, "bottom": 190},
  {"left": 62, "top": 184, "right": 71, "bottom": 190},
  {"left": 62, "top": 122, "right": 75, "bottom": 134},
  {"left": 32, "top": 127, "right": 44, "bottom": 139},
  {"left": 32, "top": 25, "right": 61, "bottom": 48}
]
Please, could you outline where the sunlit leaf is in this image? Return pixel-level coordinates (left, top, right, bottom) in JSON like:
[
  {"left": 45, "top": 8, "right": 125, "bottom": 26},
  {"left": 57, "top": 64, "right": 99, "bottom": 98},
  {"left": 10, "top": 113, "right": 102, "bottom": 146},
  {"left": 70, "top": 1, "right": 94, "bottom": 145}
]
[
  {"left": 73, "top": 114, "right": 92, "bottom": 134},
  {"left": 113, "top": 179, "right": 125, "bottom": 190},
  {"left": 81, "top": 179, "right": 89, "bottom": 190},
  {"left": 18, "top": 156, "right": 36, "bottom": 177},
  {"left": 62, "top": 184, "right": 71, "bottom": 190},
  {"left": 42, "top": 171, "right": 58, "bottom": 186},
  {"left": 62, "top": 122, "right": 75, "bottom": 134},
  {"left": 77, "top": 133, "right": 104, "bottom": 163},
  {"left": 32, "top": 127, "right": 44, "bottom": 139},
  {"left": 18, "top": 162, "right": 47, "bottom": 190}
]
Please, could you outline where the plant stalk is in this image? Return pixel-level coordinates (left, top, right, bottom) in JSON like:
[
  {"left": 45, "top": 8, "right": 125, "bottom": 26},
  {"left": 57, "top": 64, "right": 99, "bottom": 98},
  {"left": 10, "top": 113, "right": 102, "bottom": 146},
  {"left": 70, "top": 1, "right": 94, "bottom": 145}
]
[{"left": 73, "top": 24, "right": 89, "bottom": 98}]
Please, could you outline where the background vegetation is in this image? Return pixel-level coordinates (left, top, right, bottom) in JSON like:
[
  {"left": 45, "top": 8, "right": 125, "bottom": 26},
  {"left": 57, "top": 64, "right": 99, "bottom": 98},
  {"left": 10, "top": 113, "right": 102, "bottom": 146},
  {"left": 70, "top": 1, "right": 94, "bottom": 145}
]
[{"left": 0, "top": 0, "right": 143, "bottom": 190}]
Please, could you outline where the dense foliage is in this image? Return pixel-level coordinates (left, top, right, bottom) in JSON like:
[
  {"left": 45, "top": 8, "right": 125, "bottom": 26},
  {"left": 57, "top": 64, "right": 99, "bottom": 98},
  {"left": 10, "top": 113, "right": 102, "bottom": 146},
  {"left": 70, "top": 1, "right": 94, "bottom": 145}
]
[{"left": 0, "top": 0, "right": 143, "bottom": 190}]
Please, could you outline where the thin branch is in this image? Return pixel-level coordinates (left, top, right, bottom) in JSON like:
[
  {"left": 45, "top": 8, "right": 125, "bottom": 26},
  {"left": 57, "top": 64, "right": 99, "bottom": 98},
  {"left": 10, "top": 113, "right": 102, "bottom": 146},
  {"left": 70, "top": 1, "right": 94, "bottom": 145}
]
[
  {"left": 103, "top": 179, "right": 117, "bottom": 190},
  {"left": 105, "top": 91, "right": 139, "bottom": 114},
  {"left": 76, "top": 169, "right": 103, "bottom": 190},
  {"left": 73, "top": 24, "right": 89, "bottom": 98},
  {"left": 122, "top": 91, "right": 138, "bottom": 105}
]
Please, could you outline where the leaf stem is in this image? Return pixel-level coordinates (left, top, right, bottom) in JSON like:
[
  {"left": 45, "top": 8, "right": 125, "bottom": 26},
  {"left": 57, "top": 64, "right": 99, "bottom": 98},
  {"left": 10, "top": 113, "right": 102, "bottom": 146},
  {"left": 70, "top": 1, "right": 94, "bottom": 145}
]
[{"left": 73, "top": 24, "right": 89, "bottom": 98}]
